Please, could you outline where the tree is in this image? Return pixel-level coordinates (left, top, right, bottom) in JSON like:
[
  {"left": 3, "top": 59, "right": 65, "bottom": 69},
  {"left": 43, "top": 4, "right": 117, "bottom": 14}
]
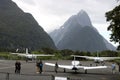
[
  {"left": 105, "top": 4, "right": 120, "bottom": 50},
  {"left": 41, "top": 48, "right": 55, "bottom": 54}
]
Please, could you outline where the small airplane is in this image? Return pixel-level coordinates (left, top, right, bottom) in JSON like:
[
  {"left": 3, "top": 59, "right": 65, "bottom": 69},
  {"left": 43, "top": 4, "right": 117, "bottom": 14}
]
[
  {"left": 45, "top": 56, "right": 108, "bottom": 73},
  {"left": 71, "top": 54, "right": 120, "bottom": 63},
  {"left": 11, "top": 48, "right": 54, "bottom": 61}
]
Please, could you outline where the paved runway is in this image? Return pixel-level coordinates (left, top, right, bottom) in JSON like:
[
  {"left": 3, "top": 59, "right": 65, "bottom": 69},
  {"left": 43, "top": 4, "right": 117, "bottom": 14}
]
[{"left": 0, "top": 60, "right": 120, "bottom": 80}]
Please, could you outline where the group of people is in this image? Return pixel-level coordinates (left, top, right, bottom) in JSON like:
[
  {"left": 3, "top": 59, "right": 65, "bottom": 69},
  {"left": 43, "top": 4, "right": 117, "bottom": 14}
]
[
  {"left": 14, "top": 60, "right": 58, "bottom": 74},
  {"left": 36, "top": 60, "right": 43, "bottom": 74}
]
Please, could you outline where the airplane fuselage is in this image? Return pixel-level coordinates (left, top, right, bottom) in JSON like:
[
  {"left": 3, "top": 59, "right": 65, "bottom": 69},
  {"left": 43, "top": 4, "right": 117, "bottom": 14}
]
[
  {"left": 94, "top": 57, "right": 104, "bottom": 63},
  {"left": 71, "top": 60, "right": 80, "bottom": 70}
]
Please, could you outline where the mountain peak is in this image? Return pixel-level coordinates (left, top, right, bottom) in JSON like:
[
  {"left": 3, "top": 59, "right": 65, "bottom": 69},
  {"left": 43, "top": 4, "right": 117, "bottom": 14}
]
[
  {"left": 76, "top": 10, "right": 92, "bottom": 27},
  {"left": 77, "top": 10, "right": 87, "bottom": 15},
  {"left": 50, "top": 9, "right": 116, "bottom": 52}
]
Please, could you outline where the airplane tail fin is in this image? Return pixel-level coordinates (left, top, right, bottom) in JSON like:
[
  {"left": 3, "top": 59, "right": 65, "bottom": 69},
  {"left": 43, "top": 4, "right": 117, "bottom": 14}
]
[
  {"left": 73, "top": 55, "right": 76, "bottom": 66},
  {"left": 97, "top": 52, "right": 99, "bottom": 57},
  {"left": 26, "top": 48, "right": 29, "bottom": 54},
  {"left": 73, "top": 56, "right": 76, "bottom": 61},
  {"left": 16, "top": 48, "right": 19, "bottom": 52},
  {"left": 71, "top": 55, "right": 76, "bottom": 61}
]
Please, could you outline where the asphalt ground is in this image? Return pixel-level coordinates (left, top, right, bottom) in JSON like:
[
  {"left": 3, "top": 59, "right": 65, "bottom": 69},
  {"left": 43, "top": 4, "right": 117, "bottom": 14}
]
[{"left": 0, "top": 60, "right": 120, "bottom": 80}]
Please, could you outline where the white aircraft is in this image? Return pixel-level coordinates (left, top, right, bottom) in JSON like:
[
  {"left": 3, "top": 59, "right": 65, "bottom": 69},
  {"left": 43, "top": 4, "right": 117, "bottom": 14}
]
[
  {"left": 45, "top": 56, "right": 108, "bottom": 73},
  {"left": 11, "top": 48, "right": 54, "bottom": 61},
  {"left": 71, "top": 54, "right": 120, "bottom": 63}
]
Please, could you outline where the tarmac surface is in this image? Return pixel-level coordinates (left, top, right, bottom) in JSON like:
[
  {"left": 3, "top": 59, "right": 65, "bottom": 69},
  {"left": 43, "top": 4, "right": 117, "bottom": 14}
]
[{"left": 0, "top": 60, "right": 120, "bottom": 80}]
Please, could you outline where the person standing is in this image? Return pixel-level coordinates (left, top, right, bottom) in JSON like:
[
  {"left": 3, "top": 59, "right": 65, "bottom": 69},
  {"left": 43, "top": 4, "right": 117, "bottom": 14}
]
[
  {"left": 39, "top": 60, "right": 43, "bottom": 74},
  {"left": 111, "top": 62, "right": 116, "bottom": 74},
  {"left": 118, "top": 63, "right": 120, "bottom": 73},
  {"left": 55, "top": 62, "right": 58, "bottom": 73},
  {"left": 15, "top": 61, "right": 18, "bottom": 73},
  {"left": 17, "top": 61, "right": 21, "bottom": 74},
  {"left": 15, "top": 60, "right": 21, "bottom": 74},
  {"left": 36, "top": 60, "right": 40, "bottom": 73}
]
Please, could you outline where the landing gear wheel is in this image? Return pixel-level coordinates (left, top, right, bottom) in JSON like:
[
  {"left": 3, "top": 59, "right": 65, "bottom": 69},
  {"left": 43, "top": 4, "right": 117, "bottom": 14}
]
[
  {"left": 64, "top": 68, "right": 66, "bottom": 73},
  {"left": 85, "top": 69, "right": 87, "bottom": 74}
]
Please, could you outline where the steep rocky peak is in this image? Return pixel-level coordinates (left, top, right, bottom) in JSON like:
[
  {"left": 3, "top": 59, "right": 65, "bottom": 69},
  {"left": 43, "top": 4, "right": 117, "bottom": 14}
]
[
  {"left": 77, "top": 10, "right": 88, "bottom": 16},
  {"left": 76, "top": 10, "right": 92, "bottom": 27},
  {"left": 61, "top": 10, "right": 92, "bottom": 30},
  {"left": 50, "top": 9, "right": 116, "bottom": 52}
]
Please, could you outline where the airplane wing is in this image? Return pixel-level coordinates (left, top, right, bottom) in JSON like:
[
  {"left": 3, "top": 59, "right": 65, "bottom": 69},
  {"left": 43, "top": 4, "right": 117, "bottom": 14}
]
[
  {"left": 45, "top": 63, "right": 74, "bottom": 69},
  {"left": 10, "top": 53, "right": 23, "bottom": 55},
  {"left": 17, "top": 54, "right": 27, "bottom": 56},
  {"left": 99, "top": 57, "right": 120, "bottom": 60},
  {"left": 45, "top": 63, "right": 108, "bottom": 70},
  {"left": 10, "top": 53, "right": 26, "bottom": 56},
  {"left": 78, "top": 56, "right": 120, "bottom": 61},
  {"left": 45, "top": 63, "right": 55, "bottom": 66},
  {"left": 11, "top": 53, "right": 54, "bottom": 57},
  {"left": 32, "top": 54, "right": 54, "bottom": 57},
  {"left": 81, "top": 66, "right": 108, "bottom": 70},
  {"left": 58, "top": 65, "right": 74, "bottom": 69},
  {"left": 71, "top": 55, "right": 120, "bottom": 61},
  {"left": 72, "top": 55, "right": 96, "bottom": 60}
]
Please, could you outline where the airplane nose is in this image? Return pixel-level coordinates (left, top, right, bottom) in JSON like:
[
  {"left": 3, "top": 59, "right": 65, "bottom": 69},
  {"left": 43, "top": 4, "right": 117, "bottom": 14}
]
[{"left": 72, "top": 67, "right": 78, "bottom": 70}]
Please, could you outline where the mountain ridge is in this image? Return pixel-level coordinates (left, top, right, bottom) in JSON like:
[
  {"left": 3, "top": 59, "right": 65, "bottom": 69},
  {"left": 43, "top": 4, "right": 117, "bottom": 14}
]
[{"left": 0, "top": 0, "right": 56, "bottom": 50}]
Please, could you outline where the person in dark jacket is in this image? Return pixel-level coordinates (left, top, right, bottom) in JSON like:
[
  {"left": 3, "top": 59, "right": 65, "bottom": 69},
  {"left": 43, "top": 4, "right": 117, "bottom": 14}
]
[
  {"left": 39, "top": 60, "right": 43, "bottom": 74},
  {"left": 55, "top": 62, "right": 58, "bottom": 73},
  {"left": 15, "top": 60, "right": 21, "bottom": 74}
]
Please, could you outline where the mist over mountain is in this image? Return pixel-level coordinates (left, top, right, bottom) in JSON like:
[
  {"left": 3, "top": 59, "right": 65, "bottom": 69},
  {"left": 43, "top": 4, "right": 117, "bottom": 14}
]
[
  {"left": 50, "top": 10, "right": 116, "bottom": 52},
  {"left": 0, "top": 0, "right": 56, "bottom": 50}
]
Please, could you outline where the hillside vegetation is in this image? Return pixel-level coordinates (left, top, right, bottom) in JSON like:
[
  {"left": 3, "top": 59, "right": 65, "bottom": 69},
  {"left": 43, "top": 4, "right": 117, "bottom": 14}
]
[{"left": 0, "top": 0, "right": 56, "bottom": 50}]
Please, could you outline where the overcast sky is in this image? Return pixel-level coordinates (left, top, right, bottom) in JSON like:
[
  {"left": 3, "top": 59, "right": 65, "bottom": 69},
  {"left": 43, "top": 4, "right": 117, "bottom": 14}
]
[{"left": 12, "top": 0, "right": 119, "bottom": 47}]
